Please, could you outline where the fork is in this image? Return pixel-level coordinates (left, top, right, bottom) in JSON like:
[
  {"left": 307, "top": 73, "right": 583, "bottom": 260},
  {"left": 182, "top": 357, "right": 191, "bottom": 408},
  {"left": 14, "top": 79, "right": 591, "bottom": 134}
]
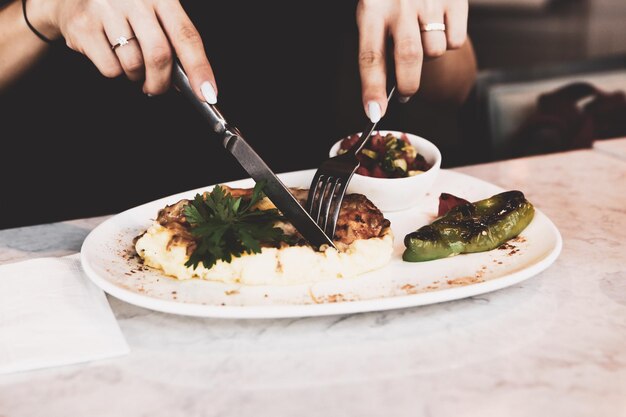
[{"left": 306, "top": 87, "right": 396, "bottom": 239}]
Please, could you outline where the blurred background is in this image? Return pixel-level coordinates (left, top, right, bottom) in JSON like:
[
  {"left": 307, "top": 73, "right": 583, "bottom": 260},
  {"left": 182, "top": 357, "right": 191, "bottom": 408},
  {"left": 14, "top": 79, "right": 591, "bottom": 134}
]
[{"left": 1, "top": 0, "right": 625, "bottom": 229}]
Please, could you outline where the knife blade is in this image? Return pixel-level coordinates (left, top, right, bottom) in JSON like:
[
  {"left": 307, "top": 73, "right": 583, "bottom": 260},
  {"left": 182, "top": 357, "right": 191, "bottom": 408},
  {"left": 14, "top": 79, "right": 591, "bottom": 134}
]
[{"left": 171, "top": 62, "right": 336, "bottom": 249}]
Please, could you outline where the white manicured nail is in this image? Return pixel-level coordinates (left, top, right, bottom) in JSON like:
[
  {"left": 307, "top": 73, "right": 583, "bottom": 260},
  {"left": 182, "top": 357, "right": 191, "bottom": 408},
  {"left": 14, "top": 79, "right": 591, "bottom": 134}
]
[
  {"left": 367, "top": 101, "right": 381, "bottom": 123},
  {"left": 201, "top": 81, "right": 217, "bottom": 104},
  {"left": 398, "top": 95, "right": 411, "bottom": 104}
]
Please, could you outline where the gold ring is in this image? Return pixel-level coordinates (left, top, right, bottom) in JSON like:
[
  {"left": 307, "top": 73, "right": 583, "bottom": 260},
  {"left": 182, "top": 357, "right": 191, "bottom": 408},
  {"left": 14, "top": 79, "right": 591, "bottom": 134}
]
[
  {"left": 420, "top": 23, "right": 446, "bottom": 32},
  {"left": 111, "top": 36, "right": 136, "bottom": 51}
]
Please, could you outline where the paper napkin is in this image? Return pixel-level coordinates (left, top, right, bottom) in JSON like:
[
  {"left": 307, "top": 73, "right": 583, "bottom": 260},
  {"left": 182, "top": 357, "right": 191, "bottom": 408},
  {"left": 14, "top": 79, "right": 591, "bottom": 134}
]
[{"left": 0, "top": 254, "right": 129, "bottom": 375}]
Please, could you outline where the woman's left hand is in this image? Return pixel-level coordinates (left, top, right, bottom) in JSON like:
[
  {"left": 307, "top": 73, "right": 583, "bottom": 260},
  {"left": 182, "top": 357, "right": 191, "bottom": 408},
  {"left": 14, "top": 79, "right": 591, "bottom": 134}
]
[{"left": 356, "top": 0, "right": 469, "bottom": 122}]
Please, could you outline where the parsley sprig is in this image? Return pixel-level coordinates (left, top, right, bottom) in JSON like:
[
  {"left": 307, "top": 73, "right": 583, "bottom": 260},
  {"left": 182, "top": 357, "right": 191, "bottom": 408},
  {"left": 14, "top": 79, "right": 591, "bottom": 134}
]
[{"left": 183, "top": 182, "right": 292, "bottom": 269}]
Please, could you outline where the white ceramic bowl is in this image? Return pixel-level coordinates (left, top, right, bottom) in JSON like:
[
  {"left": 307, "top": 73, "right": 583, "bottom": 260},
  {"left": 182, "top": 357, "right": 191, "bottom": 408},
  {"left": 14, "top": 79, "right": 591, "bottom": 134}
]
[{"left": 329, "top": 130, "right": 441, "bottom": 212}]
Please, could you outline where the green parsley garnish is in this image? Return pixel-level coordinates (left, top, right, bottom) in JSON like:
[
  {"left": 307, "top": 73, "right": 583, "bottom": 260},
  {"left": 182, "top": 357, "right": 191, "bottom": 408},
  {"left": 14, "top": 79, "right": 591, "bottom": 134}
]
[{"left": 183, "top": 182, "right": 292, "bottom": 269}]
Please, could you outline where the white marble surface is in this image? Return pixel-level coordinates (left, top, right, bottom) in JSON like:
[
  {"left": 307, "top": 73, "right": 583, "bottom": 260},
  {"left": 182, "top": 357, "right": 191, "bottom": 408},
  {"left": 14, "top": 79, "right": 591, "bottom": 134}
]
[
  {"left": 594, "top": 137, "right": 626, "bottom": 161},
  {"left": 0, "top": 149, "right": 625, "bottom": 417}
]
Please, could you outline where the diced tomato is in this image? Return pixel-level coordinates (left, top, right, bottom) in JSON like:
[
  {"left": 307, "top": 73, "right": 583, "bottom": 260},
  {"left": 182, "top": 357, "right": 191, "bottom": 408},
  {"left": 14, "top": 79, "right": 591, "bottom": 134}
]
[
  {"left": 340, "top": 134, "right": 360, "bottom": 150},
  {"left": 356, "top": 166, "right": 370, "bottom": 176},
  {"left": 356, "top": 152, "right": 375, "bottom": 169},
  {"left": 371, "top": 165, "right": 388, "bottom": 178},
  {"left": 369, "top": 133, "right": 387, "bottom": 154},
  {"left": 343, "top": 132, "right": 431, "bottom": 179},
  {"left": 409, "top": 154, "right": 429, "bottom": 171}
]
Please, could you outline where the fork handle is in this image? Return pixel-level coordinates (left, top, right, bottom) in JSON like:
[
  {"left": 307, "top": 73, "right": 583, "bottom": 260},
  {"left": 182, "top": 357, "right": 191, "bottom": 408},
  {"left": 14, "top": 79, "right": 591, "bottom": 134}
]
[{"left": 348, "top": 86, "right": 396, "bottom": 156}]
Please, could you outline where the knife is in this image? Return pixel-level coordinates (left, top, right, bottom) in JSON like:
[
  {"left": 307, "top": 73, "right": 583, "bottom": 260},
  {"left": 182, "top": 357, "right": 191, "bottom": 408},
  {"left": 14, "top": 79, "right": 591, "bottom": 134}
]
[{"left": 171, "top": 62, "right": 336, "bottom": 249}]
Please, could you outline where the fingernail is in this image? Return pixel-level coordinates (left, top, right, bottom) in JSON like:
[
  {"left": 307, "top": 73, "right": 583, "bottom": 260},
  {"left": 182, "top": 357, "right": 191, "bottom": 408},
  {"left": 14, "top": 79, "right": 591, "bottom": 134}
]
[
  {"left": 146, "top": 93, "right": 153, "bottom": 98},
  {"left": 201, "top": 81, "right": 217, "bottom": 104},
  {"left": 367, "top": 101, "right": 381, "bottom": 123},
  {"left": 398, "top": 95, "right": 411, "bottom": 104}
]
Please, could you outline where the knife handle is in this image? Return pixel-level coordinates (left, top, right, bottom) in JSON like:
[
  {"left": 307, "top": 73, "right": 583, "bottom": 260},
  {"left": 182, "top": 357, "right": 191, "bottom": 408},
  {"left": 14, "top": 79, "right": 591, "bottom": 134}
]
[{"left": 171, "top": 61, "right": 240, "bottom": 144}]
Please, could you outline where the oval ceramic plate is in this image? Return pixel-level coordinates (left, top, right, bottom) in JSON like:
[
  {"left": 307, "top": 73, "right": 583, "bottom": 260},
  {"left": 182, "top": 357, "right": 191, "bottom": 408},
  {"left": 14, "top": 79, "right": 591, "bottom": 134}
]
[{"left": 81, "top": 169, "right": 562, "bottom": 318}]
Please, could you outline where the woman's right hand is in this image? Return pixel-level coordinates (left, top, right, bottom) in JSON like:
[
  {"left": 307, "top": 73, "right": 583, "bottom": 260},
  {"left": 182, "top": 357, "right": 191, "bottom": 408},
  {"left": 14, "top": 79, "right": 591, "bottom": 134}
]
[{"left": 27, "top": 0, "right": 217, "bottom": 102}]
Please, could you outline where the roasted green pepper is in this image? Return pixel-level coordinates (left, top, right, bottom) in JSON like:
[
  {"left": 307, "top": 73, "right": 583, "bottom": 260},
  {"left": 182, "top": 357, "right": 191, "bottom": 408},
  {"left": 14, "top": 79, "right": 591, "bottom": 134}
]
[{"left": 403, "top": 191, "right": 535, "bottom": 262}]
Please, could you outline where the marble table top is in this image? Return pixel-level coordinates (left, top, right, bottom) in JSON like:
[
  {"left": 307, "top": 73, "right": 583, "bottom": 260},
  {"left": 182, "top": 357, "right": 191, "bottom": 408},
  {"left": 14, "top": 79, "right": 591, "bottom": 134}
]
[
  {"left": 1, "top": 146, "right": 625, "bottom": 417},
  {"left": 594, "top": 137, "right": 626, "bottom": 161}
]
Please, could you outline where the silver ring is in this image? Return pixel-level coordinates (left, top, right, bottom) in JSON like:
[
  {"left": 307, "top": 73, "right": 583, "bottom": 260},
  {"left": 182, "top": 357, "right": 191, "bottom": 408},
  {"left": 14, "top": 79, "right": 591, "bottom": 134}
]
[
  {"left": 111, "top": 36, "right": 136, "bottom": 51},
  {"left": 420, "top": 23, "right": 446, "bottom": 32}
]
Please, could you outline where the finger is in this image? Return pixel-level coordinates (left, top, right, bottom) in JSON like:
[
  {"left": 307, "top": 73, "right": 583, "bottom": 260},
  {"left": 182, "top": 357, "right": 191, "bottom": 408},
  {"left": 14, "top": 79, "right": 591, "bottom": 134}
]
[
  {"left": 392, "top": 14, "right": 423, "bottom": 100},
  {"left": 104, "top": 20, "right": 144, "bottom": 82},
  {"left": 444, "top": 0, "right": 469, "bottom": 49},
  {"left": 128, "top": 9, "right": 173, "bottom": 94},
  {"left": 418, "top": 4, "right": 447, "bottom": 58},
  {"left": 155, "top": 0, "right": 217, "bottom": 103},
  {"left": 357, "top": 9, "right": 387, "bottom": 122},
  {"left": 77, "top": 30, "right": 124, "bottom": 79}
]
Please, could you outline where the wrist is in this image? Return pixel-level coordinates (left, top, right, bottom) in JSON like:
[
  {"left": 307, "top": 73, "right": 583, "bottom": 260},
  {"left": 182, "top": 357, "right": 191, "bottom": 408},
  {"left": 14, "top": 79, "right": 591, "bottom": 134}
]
[{"left": 24, "top": 0, "right": 62, "bottom": 41}]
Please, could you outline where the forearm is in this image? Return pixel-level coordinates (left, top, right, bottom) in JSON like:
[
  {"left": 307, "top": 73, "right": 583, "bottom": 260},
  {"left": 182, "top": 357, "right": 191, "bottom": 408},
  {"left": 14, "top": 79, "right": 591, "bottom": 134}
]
[
  {"left": 418, "top": 38, "right": 477, "bottom": 105},
  {"left": 0, "top": 0, "right": 51, "bottom": 91}
]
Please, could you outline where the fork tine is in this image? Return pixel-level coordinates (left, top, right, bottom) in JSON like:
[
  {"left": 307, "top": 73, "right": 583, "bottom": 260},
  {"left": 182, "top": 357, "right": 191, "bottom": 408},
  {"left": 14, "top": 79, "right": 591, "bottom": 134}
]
[
  {"left": 308, "top": 175, "right": 331, "bottom": 224},
  {"left": 306, "top": 172, "right": 323, "bottom": 214},
  {"left": 324, "top": 179, "right": 348, "bottom": 238},
  {"left": 320, "top": 177, "right": 340, "bottom": 232},
  {"left": 315, "top": 177, "right": 335, "bottom": 225}
]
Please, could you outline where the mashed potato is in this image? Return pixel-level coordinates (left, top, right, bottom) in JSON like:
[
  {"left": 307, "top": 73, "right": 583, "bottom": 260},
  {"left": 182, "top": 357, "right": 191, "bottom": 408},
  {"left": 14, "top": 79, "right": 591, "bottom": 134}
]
[{"left": 135, "top": 223, "right": 393, "bottom": 286}]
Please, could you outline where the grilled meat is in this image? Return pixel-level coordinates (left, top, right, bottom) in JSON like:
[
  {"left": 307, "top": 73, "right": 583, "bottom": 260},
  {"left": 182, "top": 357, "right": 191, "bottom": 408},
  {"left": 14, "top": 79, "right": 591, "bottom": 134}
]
[
  {"left": 286, "top": 189, "right": 389, "bottom": 244},
  {"left": 333, "top": 194, "right": 390, "bottom": 244},
  {"left": 156, "top": 187, "right": 389, "bottom": 247},
  {"left": 156, "top": 199, "right": 195, "bottom": 254}
]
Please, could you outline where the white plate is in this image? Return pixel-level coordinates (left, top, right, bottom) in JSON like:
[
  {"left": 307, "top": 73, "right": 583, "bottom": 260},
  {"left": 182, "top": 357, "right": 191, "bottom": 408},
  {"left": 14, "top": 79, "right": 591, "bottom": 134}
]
[{"left": 81, "top": 169, "right": 562, "bottom": 319}]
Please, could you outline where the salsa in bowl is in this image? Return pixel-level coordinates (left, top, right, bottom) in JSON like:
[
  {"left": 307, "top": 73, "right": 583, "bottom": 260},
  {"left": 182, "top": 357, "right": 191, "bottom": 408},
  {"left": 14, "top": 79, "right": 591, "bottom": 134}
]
[{"left": 329, "top": 131, "right": 441, "bottom": 212}]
